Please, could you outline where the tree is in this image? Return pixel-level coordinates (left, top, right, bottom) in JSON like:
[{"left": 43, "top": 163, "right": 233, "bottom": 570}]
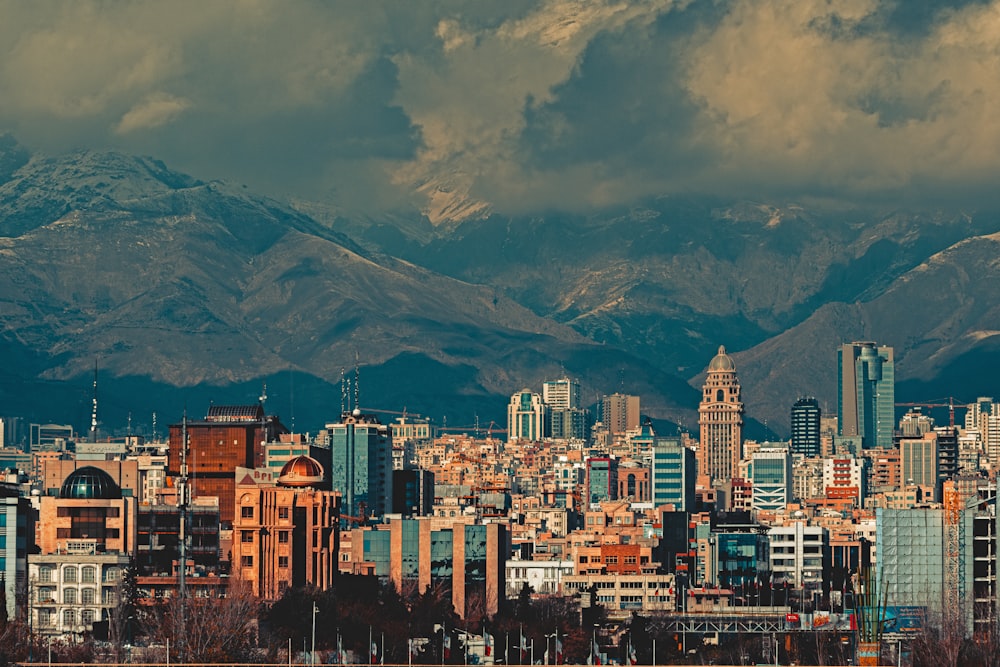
[
  {"left": 107, "top": 558, "right": 139, "bottom": 663},
  {"left": 142, "top": 577, "right": 261, "bottom": 663}
]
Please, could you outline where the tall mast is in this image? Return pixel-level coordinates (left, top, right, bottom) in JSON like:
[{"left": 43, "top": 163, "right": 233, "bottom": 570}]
[{"left": 91, "top": 359, "right": 99, "bottom": 443}]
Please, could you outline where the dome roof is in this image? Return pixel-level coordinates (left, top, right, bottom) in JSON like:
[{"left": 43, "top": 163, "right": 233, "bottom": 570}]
[
  {"left": 59, "top": 466, "right": 122, "bottom": 500},
  {"left": 707, "top": 345, "right": 736, "bottom": 372},
  {"left": 277, "top": 455, "right": 325, "bottom": 487}
]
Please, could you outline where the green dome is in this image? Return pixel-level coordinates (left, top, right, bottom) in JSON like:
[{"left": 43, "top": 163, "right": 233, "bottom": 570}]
[{"left": 59, "top": 466, "right": 121, "bottom": 499}]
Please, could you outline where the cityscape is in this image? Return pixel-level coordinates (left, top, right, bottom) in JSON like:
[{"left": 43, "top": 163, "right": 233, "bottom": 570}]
[{"left": 0, "top": 339, "right": 993, "bottom": 665}]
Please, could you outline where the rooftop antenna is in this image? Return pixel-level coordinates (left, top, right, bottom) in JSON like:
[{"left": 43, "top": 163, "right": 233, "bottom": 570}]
[
  {"left": 259, "top": 382, "right": 268, "bottom": 446},
  {"left": 178, "top": 404, "right": 189, "bottom": 654},
  {"left": 152, "top": 411, "right": 157, "bottom": 442},
  {"left": 340, "top": 368, "right": 347, "bottom": 414},
  {"left": 91, "top": 359, "right": 99, "bottom": 443},
  {"left": 354, "top": 356, "right": 360, "bottom": 415},
  {"left": 289, "top": 370, "right": 295, "bottom": 434}
]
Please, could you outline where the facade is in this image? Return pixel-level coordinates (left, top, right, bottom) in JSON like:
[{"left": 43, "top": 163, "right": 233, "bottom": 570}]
[
  {"left": 346, "top": 517, "right": 508, "bottom": 618},
  {"left": 704, "top": 531, "right": 769, "bottom": 589},
  {"left": 327, "top": 409, "right": 392, "bottom": 520},
  {"left": 0, "top": 485, "right": 33, "bottom": 620},
  {"left": 507, "top": 390, "right": 548, "bottom": 443},
  {"left": 542, "top": 378, "right": 581, "bottom": 410},
  {"left": 505, "top": 558, "right": 575, "bottom": 597},
  {"left": 790, "top": 397, "right": 821, "bottom": 457},
  {"left": 233, "top": 456, "right": 340, "bottom": 599},
  {"left": 617, "top": 464, "right": 650, "bottom": 502},
  {"left": 392, "top": 469, "right": 435, "bottom": 516},
  {"left": 168, "top": 404, "right": 288, "bottom": 527},
  {"left": 900, "top": 431, "right": 939, "bottom": 501},
  {"left": 136, "top": 501, "right": 220, "bottom": 576},
  {"left": 37, "top": 466, "right": 138, "bottom": 556},
  {"left": 650, "top": 438, "right": 696, "bottom": 510},
  {"left": 602, "top": 393, "right": 640, "bottom": 436},
  {"left": 822, "top": 455, "right": 867, "bottom": 506},
  {"left": 585, "top": 457, "right": 618, "bottom": 506},
  {"left": 750, "top": 447, "right": 792, "bottom": 512},
  {"left": 562, "top": 573, "right": 676, "bottom": 619},
  {"left": 768, "top": 523, "right": 828, "bottom": 589},
  {"left": 697, "top": 346, "right": 744, "bottom": 487},
  {"left": 837, "top": 342, "right": 895, "bottom": 449}
]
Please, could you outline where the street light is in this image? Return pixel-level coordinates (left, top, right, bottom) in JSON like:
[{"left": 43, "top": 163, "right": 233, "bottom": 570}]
[{"left": 312, "top": 602, "right": 319, "bottom": 666}]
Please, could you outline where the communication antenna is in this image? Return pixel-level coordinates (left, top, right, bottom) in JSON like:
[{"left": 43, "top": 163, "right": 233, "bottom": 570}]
[
  {"left": 340, "top": 368, "right": 347, "bottom": 414},
  {"left": 354, "top": 354, "right": 361, "bottom": 413},
  {"left": 152, "top": 411, "right": 157, "bottom": 442},
  {"left": 91, "top": 359, "right": 99, "bottom": 443},
  {"left": 178, "top": 405, "right": 190, "bottom": 650},
  {"left": 259, "top": 382, "right": 268, "bottom": 446}
]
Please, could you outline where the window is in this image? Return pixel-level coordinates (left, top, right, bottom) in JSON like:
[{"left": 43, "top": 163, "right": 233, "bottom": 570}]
[
  {"left": 104, "top": 567, "right": 119, "bottom": 582},
  {"left": 38, "top": 587, "right": 56, "bottom": 603},
  {"left": 81, "top": 609, "right": 95, "bottom": 626},
  {"left": 278, "top": 531, "right": 289, "bottom": 544},
  {"left": 82, "top": 588, "right": 96, "bottom": 605},
  {"left": 82, "top": 567, "right": 96, "bottom": 583},
  {"left": 62, "top": 610, "right": 75, "bottom": 627},
  {"left": 278, "top": 507, "right": 289, "bottom": 520},
  {"left": 278, "top": 556, "right": 289, "bottom": 568},
  {"left": 605, "top": 556, "right": 618, "bottom": 564},
  {"left": 241, "top": 555, "right": 253, "bottom": 567},
  {"left": 39, "top": 566, "right": 53, "bottom": 583},
  {"left": 39, "top": 609, "right": 55, "bottom": 626},
  {"left": 64, "top": 567, "right": 78, "bottom": 583},
  {"left": 241, "top": 506, "right": 254, "bottom": 519},
  {"left": 103, "top": 589, "right": 118, "bottom": 605},
  {"left": 241, "top": 531, "right": 254, "bottom": 543},
  {"left": 63, "top": 588, "right": 77, "bottom": 604}
]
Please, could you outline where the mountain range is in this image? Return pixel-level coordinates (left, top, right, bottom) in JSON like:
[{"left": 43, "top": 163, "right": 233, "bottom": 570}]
[{"left": 2, "top": 132, "right": 999, "bottom": 439}]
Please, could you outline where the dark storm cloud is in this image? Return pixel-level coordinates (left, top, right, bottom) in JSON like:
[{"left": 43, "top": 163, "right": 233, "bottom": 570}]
[{"left": 3, "top": 1, "right": 1000, "bottom": 219}]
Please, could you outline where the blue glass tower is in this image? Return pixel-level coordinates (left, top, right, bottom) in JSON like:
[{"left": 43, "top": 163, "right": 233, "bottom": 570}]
[
  {"left": 328, "top": 409, "right": 392, "bottom": 520},
  {"left": 838, "top": 342, "right": 895, "bottom": 449}
]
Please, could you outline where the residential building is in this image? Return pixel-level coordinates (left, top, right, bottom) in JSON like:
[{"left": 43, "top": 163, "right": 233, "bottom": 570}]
[
  {"left": 505, "top": 558, "right": 575, "bottom": 597},
  {"left": 900, "top": 431, "right": 939, "bottom": 501},
  {"left": 602, "top": 393, "right": 640, "bottom": 436},
  {"left": 586, "top": 457, "right": 618, "bottom": 506},
  {"left": 0, "top": 484, "right": 33, "bottom": 620},
  {"left": 790, "top": 397, "right": 821, "bottom": 457},
  {"left": 768, "top": 523, "right": 828, "bottom": 589}
]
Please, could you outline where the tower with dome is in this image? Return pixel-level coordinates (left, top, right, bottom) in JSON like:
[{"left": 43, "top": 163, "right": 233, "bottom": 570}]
[{"left": 697, "top": 345, "right": 745, "bottom": 490}]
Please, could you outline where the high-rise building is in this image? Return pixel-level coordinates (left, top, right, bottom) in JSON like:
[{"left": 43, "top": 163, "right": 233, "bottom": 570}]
[
  {"left": 790, "top": 397, "right": 821, "bottom": 457},
  {"left": 543, "top": 378, "right": 581, "bottom": 409},
  {"left": 602, "top": 393, "right": 640, "bottom": 436},
  {"left": 168, "top": 404, "right": 288, "bottom": 527},
  {"left": 900, "top": 431, "right": 939, "bottom": 500},
  {"left": 965, "top": 397, "right": 1000, "bottom": 468},
  {"left": 650, "top": 437, "right": 696, "bottom": 511},
  {"left": 507, "top": 389, "right": 548, "bottom": 442},
  {"left": 327, "top": 409, "right": 392, "bottom": 520},
  {"left": 697, "top": 346, "right": 744, "bottom": 486},
  {"left": 0, "top": 484, "right": 33, "bottom": 620},
  {"left": 750, "top": 447, "right": 792, "bottom": 512},
  {"left": 837, "top": 342, "right": 895, "bottom": 449},
  {"left": 585, "top": 457, "right": 618, "bottom": 506}
]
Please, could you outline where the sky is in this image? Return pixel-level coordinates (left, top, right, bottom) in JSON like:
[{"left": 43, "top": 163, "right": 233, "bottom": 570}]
[{"left": 2, "top": 0, "right": 999, "bottom": 222}]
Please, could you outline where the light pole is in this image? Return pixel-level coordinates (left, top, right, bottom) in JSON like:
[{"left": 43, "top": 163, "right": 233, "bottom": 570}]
[{"left": 312, "top": 602, "right": 319, "bottom": 666}]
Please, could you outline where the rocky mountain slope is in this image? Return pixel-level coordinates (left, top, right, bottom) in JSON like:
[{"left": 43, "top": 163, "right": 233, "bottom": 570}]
[
  {"left": 2, "top": 135, "right": 999, "bottom": 436},
  {"left": 0, "top": 137, "right": 696, "bottom": 433}
]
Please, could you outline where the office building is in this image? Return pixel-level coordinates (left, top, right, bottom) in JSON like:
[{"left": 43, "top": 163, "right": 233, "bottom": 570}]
[
  {"left": 768, "top": 523, "right": 828, "bottom": 589},
  {"left": 837, "top": 342, "right": 895, "bottom": 449},
  {"left": 328, "top": 409, "right": 392, "bottom": 520},
  {"left": 543, "top": 378, "right": 581, "bottom": 409},
  {"left": 233, "top": 455, "right": 340, "bottom": 599},
  {"left": 651, "top": 437, "right": 696, "bottom": 510},
  {"left": 750, "top": 447, "right": 792, "bottom": 512},
  {"left": 346, "top": 517, "right": 507, "bottom": 618},
  {"left": 507, "top": 390, "right": 548, "bottom": 443},
  {"left": 790, "top": 397, "right": 821, "bottom": 457},
  {"left": 900, "top": 431, "right": 939, "bottom": 501},
  {"left": 585, "top": 457, "right": 618, "bottom": 506},
  {"left": 697, "top": 346, "right": 744, "bottom": 486},
  {"left": 602, "top": 393, "right": 640, "bottom": 436},
  {"left": 168, "top": 404, "right": 288, "bottom": 527},
  {"left": 0, "top": 484, "right": 33, "bottom": 620}
]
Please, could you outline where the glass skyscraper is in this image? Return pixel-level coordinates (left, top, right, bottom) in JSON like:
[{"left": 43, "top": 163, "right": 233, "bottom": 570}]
[
  {"left": 790, "top": 397, "right": 821, "bottom": 457},
  {"left": 838, "top": 342, "right": 895, "bottom": 449}
]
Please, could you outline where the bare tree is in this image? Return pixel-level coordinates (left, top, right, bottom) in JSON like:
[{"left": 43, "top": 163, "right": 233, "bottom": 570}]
[{"left": 142, "top": 577, "right": 261, "bottom": 663}]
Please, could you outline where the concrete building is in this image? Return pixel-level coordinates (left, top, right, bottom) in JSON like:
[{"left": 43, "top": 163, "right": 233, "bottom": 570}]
[
  {"left": 562, "top": 572, "right": 676, "bottom": 619},
  {"left": 822, "top": 455, "right": 867, "bottom": 507},
  {"left": 327, "top": 409, "right": 392, "bottom": 520},
  {"left": 233, "top": 455, "right": 340, "bottom": 600},
  {"left": 768, "top": 523, "right": 828, "bottom": 589},
  {"left": 900, "top": 431, "right": 939, "bottom": 501},
  {"left": 505, "top": 558, "right": 575, "bottom": 597},
  {"left": 790, "top": 397, "right": 821, "bottom": 458},
  {"left": 698, "top": 346, "right": 744, "bottom": 487},
  {"left": 837, "top": 342, "right": 895, "bottom": 449},
  {"left": 507, "top": 390, "right": 548, "bottom": 443},
  {"left": 602, "top": 393, "right": 640, "bottom": 436},
  {"left": 0, "top": 484, "right": 33, "bottom": 620}
]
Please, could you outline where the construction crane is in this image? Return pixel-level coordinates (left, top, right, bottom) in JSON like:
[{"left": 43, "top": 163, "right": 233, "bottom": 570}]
[
  {"left": 895, "top": 397, "right": 966, "bottom": 427},
  {"left": 359, "top": 407, "right": 423, "bottom": 419}
]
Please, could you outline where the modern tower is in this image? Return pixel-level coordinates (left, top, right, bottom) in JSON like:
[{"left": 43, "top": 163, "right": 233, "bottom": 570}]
[
  {"left": 837, "top": 342, "right": 895, "bottom": 449},
  {"left": 651, "top": 437, "right": 696, "bottom": 511},
  {"left": 328, "top": 409, "right": 392, "bottom": 521},
  {"left": 507, "top": 389, "right": 548, "bottom": 442},
  {"left": 543, "top": 378, "right": 590, "bottom": 441},
  {"left": 602, "top": 393, "right": 640, "bottom": 435},
  {"left": 790, "top": 397, "right": 821, "bottom": 457},
  {"left": 698, "top": 346, "right": 744, "bottom": 487}
]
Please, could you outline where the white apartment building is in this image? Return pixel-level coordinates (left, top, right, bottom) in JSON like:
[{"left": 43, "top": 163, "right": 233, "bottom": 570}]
[
  {"left": 505, "top": 559, "right": 575, "bottom": 597},
  {"left": 768, "top": 523, "right": 828, "bottom": 588}
]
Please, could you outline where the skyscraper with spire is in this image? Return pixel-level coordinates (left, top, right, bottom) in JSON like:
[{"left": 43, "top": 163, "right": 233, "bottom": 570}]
[{"left": 697, "top": 346, "right": 744, "bottom": 487}]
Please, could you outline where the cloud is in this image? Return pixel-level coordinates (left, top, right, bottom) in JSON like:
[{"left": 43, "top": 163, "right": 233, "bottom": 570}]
[
  {"left": 116, "top": 93, "right": 191, "bottom": 134},
  {"left": 3, "top": 1, "right": 1000, "bottom": 218}
]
